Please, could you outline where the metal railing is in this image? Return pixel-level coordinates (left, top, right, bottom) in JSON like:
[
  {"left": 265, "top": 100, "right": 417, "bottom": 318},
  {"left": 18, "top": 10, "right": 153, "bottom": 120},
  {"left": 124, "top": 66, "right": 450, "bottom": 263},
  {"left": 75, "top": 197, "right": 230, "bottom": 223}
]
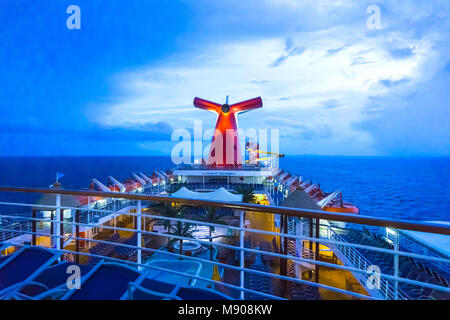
[
  {"left": 0, "top": 186, "right": 449, "bottom": 300},
  {"left": 0, "top": 220, "right": 33, "bottom": 242},
  {"left": 326, "top": 226, "right": 407, "bottom": 300}
]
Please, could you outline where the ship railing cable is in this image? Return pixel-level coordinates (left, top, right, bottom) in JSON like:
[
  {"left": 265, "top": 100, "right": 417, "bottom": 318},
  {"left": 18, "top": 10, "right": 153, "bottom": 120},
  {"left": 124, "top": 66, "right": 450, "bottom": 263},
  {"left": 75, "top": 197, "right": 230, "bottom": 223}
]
[
  {"left": 0, "top": 187, "right": 449, "bottom": 300},
  {"left": 326, "top": 226, "right": 408, "bottom": 300},
  {"left": 0, "top": 209, "right": 448, "bottom": 300}
]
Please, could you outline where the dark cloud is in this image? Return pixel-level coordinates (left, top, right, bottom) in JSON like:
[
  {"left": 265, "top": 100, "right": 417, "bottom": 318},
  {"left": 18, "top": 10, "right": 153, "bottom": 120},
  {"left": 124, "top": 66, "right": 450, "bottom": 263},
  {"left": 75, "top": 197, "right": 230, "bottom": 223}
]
[
  {"left": 444, "top": 61, "right": 450, "bottom": 73},
  {"left": 351, "top": 56, "right": 373, "bottom": 66},
  {"left": 0, "top": 120, "right": 173, "bottom": 142},
  {"left": 325, "top": 44, "right": 350, "bottom": 57},
  {"left": 270, "top": 37, "right": 305, "bottom": 67},
  {"left": 389, "top": 47, "right": 415, "bottom": 59},
  {"left": 265, "top": 117, "right": 333, "bottom": 141},
  {"left": 321, "top": 99, "right": 341, "bottom": 109},
  {"left": 359, "top": 96, "right": 384, "bottom": 117},
  {"left": 379, "top": 78, "right": 410, "bottom": 88},
  {"left": 250, "top": 80, "right": 269, "bottom": 85},
  {"left": 352, "top": 69, "right": 450, "bottom": 156},
  {"left": 85, "top": 122, "right": 173, "bottom": 141}
]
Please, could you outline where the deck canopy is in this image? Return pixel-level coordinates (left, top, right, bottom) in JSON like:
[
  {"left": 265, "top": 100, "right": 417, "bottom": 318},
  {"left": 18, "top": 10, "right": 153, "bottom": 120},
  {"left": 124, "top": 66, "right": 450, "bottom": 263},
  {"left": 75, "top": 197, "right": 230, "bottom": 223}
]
[
  {"left": 171, "top": 187, "right": 243, "bottom": 202},
  {"left": 33, "top": 182, "right": 81, "bottom": 211},
  {"left": 281, "top": 189, "right": 321, "bottom": 210}
]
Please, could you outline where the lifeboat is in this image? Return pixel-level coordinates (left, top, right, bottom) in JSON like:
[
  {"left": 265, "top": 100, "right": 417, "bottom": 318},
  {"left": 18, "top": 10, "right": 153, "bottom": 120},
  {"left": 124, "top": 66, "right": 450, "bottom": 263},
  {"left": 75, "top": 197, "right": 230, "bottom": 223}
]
[
  {"left": 277, "top": 171, "right": 359, "bottom": 215},
  {"left": 124, "top": 178, "right": 140, "bottom": 192},
  {"left": 75, "top": 181, "right": 105, "bottom": 205},
  {"left": 316, "top": 190, "right": 359, "bottom": 214}
]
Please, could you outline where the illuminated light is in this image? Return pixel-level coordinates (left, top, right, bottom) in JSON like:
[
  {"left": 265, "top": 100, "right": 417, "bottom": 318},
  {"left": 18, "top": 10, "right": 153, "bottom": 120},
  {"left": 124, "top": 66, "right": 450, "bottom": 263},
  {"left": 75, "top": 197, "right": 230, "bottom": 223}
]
[
  {"left": 96, "top": 199, "right": 107, "bottom": 207},
  {"left": 386, "top": 227, "right": 396, "bottom": 235},
  {"left": 194, "top": 97, "right": 262, "bottom": 166},
  {"left": 41, "top": 210, "right": 52, "bottom": 218}
]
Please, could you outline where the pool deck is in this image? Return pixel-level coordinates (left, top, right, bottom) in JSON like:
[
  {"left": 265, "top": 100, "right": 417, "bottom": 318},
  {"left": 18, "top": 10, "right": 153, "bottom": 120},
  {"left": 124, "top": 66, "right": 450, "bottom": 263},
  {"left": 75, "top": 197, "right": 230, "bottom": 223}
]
[{"left": 145, "top": 245, "right": 220, "bottom": 289}]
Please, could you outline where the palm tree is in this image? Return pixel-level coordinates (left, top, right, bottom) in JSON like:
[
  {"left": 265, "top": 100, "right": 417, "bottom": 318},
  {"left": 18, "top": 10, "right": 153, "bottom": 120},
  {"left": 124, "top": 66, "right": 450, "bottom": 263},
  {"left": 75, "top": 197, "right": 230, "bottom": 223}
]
[
  {"left": 168, "top": 221, "right": 195, "bottom": 259},
  {"left": 150, "top": 202, "right": 185, "bottom": 247},
  {"left": 235, "top": 185, "right": 256, "bottom": 203},
  {"left": 151, "top": 202, "right": 184, "bottom": 231},
  {"left": 199, "top": 207, "right": 228, "bottom": 260}
]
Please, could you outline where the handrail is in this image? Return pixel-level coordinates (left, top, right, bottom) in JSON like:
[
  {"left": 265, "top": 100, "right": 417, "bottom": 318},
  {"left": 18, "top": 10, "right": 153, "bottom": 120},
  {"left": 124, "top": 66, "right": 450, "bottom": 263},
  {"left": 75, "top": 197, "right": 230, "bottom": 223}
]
[
  {"left": 0, "top": 194, "right": 449, "bottom": 300},
  {"left": 1, "top": 215, "right": 448, "bottom": 296},
  {"left": 0, "top": 186, "right": 449, "bottom": 235},
  {"left": 327, "top": 226, "right": 408, "bottom": 300},
  {"left": 2, "top": 208, "right": 449, "bottom": 265}
]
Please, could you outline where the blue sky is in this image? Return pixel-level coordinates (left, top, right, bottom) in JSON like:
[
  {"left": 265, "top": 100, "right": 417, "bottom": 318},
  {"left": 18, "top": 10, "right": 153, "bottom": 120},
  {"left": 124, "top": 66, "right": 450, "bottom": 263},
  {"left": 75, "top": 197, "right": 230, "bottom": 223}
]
[{"left": 0, "top": 0, "right": 449, "bottom": 156}]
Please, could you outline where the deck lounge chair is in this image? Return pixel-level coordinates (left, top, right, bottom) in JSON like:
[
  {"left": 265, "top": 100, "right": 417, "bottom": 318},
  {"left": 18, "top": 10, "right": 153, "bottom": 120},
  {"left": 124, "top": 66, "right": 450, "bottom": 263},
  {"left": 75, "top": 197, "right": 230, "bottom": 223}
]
[
  {"left": 0, "top": 255, "right": 9, "bottom": 265},
  {"left": 126, "top": 267, "right": 233, "bottom": 300},
  {"left": 127, "top": 278, "right": 232, "bottom": 300},
  {"left": 9, "top": 262, "right": 92, "bottom": 299},
  {"left": 127, "top": 282, "right": 181, "bottom": 300},
  {"left": 60, "top": 261, "right": 142, "bottom": 300},
  {"left": 0, "top": 246, "right": 61, "bottom": 298}
]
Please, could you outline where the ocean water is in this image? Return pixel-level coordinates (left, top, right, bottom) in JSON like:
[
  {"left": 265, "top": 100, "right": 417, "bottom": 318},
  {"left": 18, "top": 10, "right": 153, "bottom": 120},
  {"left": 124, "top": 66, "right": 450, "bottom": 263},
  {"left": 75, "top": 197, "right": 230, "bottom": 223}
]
[
  {"left": 280, "top": 156, "right": 450, "bottom": 222},
  {"left": 0, "top": 156, "right": 448, "bottom": 222}
]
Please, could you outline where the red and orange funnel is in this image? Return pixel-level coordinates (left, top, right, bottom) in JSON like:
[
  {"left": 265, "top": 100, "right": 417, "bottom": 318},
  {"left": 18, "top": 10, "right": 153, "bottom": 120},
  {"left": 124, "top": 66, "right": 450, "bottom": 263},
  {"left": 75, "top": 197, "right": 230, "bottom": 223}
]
[{"left": 194, "top": 96, "right": 262, "bottom": 166}]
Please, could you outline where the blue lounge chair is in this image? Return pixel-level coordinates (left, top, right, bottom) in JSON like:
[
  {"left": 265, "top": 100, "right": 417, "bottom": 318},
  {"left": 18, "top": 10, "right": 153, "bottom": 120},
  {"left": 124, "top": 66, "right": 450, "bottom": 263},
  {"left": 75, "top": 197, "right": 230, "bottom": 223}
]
[
  {"left": 124, "top": 267, "right": 179, "bottom": 300},
  {"left": 0, "top": 255, "right": 9, "bottom": 265},
  {"left": 60, "top": 261, "right": 142, "bottom": 300},
  {"left": 9, "top": 262, "right": 92, "bottom": 300},
  {"left": 127, "top": 281, "right": 232, "bottom": 300},
  {"left": 0, "top": 246, "right": 61, "bottom": 298},
  {"left": 127, "top": 271, "right": 232, "bottom": 300},
  {"left": 127, "top": 282, "right": 181, "bottom": 300}
]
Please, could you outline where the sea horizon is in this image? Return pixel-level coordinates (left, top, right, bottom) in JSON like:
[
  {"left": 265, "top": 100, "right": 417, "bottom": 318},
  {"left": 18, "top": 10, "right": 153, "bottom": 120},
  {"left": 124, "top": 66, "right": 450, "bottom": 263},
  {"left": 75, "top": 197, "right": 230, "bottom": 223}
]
[{"left": 0, "top": 156, "right": 448, "bottom": 222}]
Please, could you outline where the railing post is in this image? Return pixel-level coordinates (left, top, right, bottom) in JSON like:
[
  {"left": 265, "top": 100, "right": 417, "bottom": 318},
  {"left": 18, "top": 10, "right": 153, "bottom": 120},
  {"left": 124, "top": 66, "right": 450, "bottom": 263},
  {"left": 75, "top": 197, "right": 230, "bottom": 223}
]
[
  {"left": 385, "top": 280, "right": 389, "bottom": 299},
  {"left": 309, "top": 218, "right": 313, "bottom": 279},
  {"left": 283, "top": 214, "right": 288, "bottom": 255},
  {"left": 55, "top": 194, "right": 61, "bottom": 261},
  {"left": 394, "top": 228, "right": 399, "bottom": 300},
  {"left": 75, "top": 210, "right": 80, "bottom": 264},
  {"left": 239, "top": 210, "right": 245, "bottom": 300},
  {"left": 60, "top": 208, "right": 64, "bottom": 250},
  {"left": 137, "top": 200, "right": 142, "bottom": 269},
  {"left": 315, "top": 218, "right": 320, "bottom": 283},
  {"left": 50, "top": 211, "right": 54, "bottom": 247},
  {"left": 32, "top": 209, "right": 37, "bottom": 246},
  {"left": 279, "top": 214, "right": 288, "bottom": 277}
]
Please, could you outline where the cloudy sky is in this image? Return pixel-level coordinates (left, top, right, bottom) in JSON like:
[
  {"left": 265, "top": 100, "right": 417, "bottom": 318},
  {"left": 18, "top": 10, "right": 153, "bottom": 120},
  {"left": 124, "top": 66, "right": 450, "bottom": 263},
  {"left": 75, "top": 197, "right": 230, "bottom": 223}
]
[{"left": 1, "top": 0, "right": 449, "bottom": 156}]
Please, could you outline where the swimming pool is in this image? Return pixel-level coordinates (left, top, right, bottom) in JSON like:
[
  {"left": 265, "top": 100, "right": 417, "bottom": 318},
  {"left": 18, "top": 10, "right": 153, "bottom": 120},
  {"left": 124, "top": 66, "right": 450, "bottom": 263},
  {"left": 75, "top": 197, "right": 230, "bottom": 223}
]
[
  {"left": 173, "top": 240, "right": 203, "bottom": 255},
  {"left": 145, "top": 259, "right": 202, "bottom": 286}
]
